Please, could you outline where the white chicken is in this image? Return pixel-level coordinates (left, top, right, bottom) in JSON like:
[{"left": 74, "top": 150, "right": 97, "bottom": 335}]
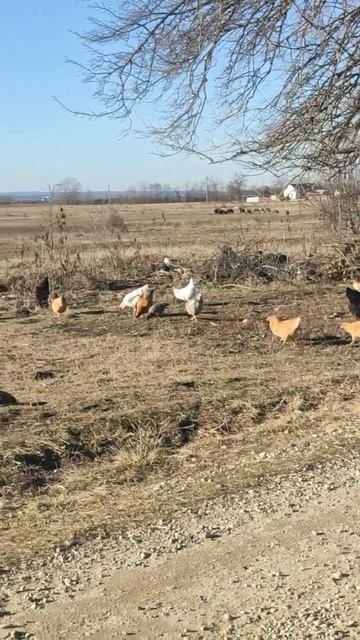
[
  {"left": 185, "top": 292, "right": 204, "bottom": 321},
  {"left": 119, "top": 284, "right": 150, "bottom": 310},
  {"left": 173, "top": 277, "right": 197, "bottom": 302}
]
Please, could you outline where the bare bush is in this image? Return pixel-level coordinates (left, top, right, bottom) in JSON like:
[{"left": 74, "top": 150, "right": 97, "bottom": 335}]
[
  {"left": 318, "top": 181, "right": 360, "bottom": 235},
  {"left": 108, "top": 209, "right": 128, "bottom": 232},
  {"left": 322, "top": 241, "right": 360, "bottom": 281},
  {"left": 199, "top": 244, "right": 321, "bottom": 284}
]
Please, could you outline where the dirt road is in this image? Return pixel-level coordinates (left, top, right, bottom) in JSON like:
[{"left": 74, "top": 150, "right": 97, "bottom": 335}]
[{"left": 1, "top": 456, "right": 359, "bottom": 639}]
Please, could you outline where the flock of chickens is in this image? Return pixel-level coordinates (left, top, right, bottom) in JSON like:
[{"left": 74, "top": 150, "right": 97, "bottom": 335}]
[
  {"left": 33, "top": 269, "right": 204, "bottom": 322},
  {"left": 119, "top": 276, "right": 203, "bottom": 321},
  {"left": 34, "top": 277, "right": 68, "bottom": 317},
  {"left": 265, "top": 275, "right": 360, "bottom": 344},
  {"left": 33, "top": 266, "right": 360, "bottom": 345}
]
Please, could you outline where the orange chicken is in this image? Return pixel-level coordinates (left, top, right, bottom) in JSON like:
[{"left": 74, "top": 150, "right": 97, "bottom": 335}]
[
  {"left": 134, "top": 289, "right": 154, "bottom": 319},
  {"left": 51, "top": 293, "right": 67, "bottom": 317},
  {"left": 340, "top": 321, "right": 360, "bottom": 344},
  {"left": 266, "top": 315, "right": 301, "bottom": 343}
]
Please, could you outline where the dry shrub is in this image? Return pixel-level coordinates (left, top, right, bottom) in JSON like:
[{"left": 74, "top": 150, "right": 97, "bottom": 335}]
[
  {"left": 7, "top": 206, "right": 150, "bottom": 300},
  {"left": 199, "top": 243, "right": 322, "bottom": 284},
  {"left": 322, "top": 241, "right": 360, "bottom": 282},
  {"left": 107, "top": 209, "right": 128, "bottom": 232}
]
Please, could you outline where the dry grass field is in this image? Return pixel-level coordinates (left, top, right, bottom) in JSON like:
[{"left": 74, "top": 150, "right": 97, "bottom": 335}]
[{"left": 1, "top": 201, "right": 360, "bottom": 567}]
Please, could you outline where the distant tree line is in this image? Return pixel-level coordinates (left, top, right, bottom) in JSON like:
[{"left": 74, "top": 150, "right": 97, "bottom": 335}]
[{"left": 1, "top": 173, "right": 289, "bottom": 205}]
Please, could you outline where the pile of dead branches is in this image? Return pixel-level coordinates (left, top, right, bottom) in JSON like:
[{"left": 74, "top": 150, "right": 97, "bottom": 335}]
[
  {"left": 199, "top": 244, "right": 322, "bottom": 284},
  {"left": 322, "top": 241, "right": 360, "bottom": 282}
]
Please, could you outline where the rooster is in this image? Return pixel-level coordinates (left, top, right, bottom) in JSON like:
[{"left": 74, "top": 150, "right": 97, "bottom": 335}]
[
  {"left": 119, "top": 284, "right": 150, "bottom": 310},
  {"left": 346, "top": 287, "right": 360, "bottom": 318},
  {"left": 340, "top": 320, "right": 360, "bottom": 345},
  {"left": 266, "top": 315, "right": 301, "bottom": 343},
  {"left": 34, "top": 276, "right": 50, "bottom": 307},
  {"left": 134, "top": 289, "right": 154, "bottom": 319},
  {"left": 173, "top": 277, "right": 197, "bottom": 302},
  {"left": 51, "top": 293, "right": 67, "bottom": 317}
]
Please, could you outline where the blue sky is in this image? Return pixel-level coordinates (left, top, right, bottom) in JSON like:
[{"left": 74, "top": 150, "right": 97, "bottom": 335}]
[{"left": 0, "top": 0, "right": 267, "bottom": 192}]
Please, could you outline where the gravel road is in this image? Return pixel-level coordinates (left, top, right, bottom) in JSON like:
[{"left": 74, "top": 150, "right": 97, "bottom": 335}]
[{"left": 1, "top": 456, "right": 359, "bottom": 639}]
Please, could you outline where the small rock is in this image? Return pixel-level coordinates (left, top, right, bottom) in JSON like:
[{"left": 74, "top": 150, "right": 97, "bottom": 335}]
[
  {"left": 10, "top": 631, "right": 29, "bottom": 640},
  {"left": 34, "top": 371, "right": 55, "bottom": 381},
  {"left": 204, "top": 529, "right": 221, "bottom": 540},
  {"left": 332, "top": 572, "right": 349, "bottom": 582},
  {"left": 223, "top": 613, "right": 233, "bottom": 622},
  {"left": 15, "top": 308, "right": 31, "bottom": 318}
]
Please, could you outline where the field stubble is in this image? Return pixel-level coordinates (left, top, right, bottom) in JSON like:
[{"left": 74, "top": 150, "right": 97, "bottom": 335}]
[{"left": 0, "top": 201, "right": 359, "bottom": 566}]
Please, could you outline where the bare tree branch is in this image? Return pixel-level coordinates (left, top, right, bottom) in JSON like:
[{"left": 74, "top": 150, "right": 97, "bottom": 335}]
[{"left": 69, "top": 0, "right": 360, "bottom": 175}]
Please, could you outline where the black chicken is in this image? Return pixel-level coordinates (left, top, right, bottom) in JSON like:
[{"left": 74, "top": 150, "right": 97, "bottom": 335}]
[
  {"left": 346, "top": 287, "right": 360, "bottom": 319},
  {"left": 0, "top": 390, "right": 17, "bottom": 406},
  {"left": 34, "top": 276, "right": 50, "bottom": 307},
  {"left": 146, "top": 302, "right": 169, "bottom": 318}
]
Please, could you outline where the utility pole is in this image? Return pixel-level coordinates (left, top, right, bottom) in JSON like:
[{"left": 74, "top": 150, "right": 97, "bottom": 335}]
[
  {"left": 205, "top": 176, "right": 209, "bottom": 203},
  {"left": 107, "top": 184, "right": 111, "bottom": 206}
]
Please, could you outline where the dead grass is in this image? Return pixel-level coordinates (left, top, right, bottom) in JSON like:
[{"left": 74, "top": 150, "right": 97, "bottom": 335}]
[{"left": 1, "top": 202, "right": 360, "bottom": 566}]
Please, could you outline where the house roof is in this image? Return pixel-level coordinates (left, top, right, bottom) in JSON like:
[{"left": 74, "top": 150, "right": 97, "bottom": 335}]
[{"left": 286, "top": 182, "right": 316, "bottom": 191}]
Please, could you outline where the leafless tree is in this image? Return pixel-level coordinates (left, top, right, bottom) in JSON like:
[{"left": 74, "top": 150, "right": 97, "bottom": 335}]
[
  {"left": 149, "top": 182, "right": 162, "bottom": 198},
  {"left": 227, "top": 173, "right": 247, "bottom": 200},
  {"left": 207, "top": 178, "right": 221, "bottom": 201},
  {"left": 270, "top": 178, "right": 287, "bottom": 198},
  {"left": 184, "top": 182, "right": 205, "bottom": 201},
  {"left": 55, "top": 177, "right": 82, "bottom": 204},
  {"left": 71, "top": 0, "right": 359, "bottom": 176}
]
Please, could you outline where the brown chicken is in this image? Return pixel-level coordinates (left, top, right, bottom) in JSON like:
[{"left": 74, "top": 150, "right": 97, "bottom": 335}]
[
  {"left": 51, "top": 293, "right": 67, "bottom": 317},
  {"left": 266, "top": 315, "right": 301, "bottom": 343},
  {"left": 340, "top": 321, "right": 360, "bottom": 344},
  {"left": 134, "top": 289, "right": 154, "bottom": 319},
  {"left": 34, "top": 276, "right": 50, "bottom": 307}
]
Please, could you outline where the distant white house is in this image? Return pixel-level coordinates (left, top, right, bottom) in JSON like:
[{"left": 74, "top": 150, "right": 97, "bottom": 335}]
[
  {"left": 246, "top": 195, "right": 260, "bottom": 203},
  {"left": 283, "top": 183, "right": 315, "bottom": 200},
  {"left": 283, "top": 184, "right": 298, "bottom": 200}
]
